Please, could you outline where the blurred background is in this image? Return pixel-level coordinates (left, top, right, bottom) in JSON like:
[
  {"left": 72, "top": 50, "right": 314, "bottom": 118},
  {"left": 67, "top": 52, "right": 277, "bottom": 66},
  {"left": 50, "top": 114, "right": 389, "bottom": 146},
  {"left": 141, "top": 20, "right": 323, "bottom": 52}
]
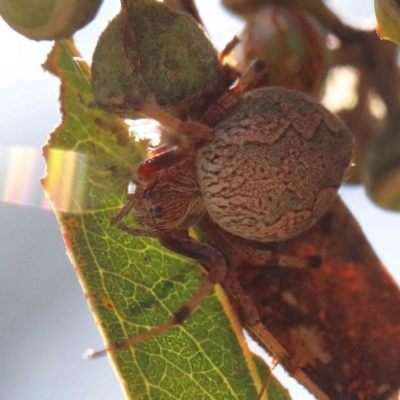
[{"left": 0, "top": 1, "right": 399, "bottom": 399}]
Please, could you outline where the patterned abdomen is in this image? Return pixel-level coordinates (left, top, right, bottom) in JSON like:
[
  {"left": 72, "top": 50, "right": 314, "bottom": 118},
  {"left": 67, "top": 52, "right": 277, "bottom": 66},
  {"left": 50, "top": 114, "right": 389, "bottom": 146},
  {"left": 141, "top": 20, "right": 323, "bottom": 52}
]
[{"left": 197, "top": 87, "right": 354, "bottom": 241}]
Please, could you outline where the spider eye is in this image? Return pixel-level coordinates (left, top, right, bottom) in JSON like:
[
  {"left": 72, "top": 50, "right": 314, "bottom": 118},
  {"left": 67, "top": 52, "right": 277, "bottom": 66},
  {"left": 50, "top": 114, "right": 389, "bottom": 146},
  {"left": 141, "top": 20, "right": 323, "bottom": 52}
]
[
  {"left": 144, "top": 188, "right": 158, "bottom": 198},
  {"left": 151, "top": 206, "right": 163, "bottom": 218},
  {"left": 128, "top": 181, "right": 138, "bottom": 195}
]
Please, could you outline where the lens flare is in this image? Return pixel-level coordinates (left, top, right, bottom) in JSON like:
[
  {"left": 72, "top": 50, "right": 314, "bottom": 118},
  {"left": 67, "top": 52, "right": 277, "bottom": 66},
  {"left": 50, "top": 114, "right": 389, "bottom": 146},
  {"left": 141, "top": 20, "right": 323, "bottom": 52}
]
[
  {"left": 0, "top": 146, "right": 49, "bottom": 208},
  {"left": 42, "top": 148, "right": 87, "bottom": 213},
  {"left": 0, "top": 146, "right": 87, "bottom": 212}
]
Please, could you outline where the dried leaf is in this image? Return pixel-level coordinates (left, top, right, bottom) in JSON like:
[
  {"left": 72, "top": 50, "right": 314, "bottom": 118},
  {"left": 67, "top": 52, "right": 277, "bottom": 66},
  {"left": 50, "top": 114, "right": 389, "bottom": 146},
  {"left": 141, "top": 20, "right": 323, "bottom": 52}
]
[{"left": 234, "top": 198, "right": 400, "bottom": 399}]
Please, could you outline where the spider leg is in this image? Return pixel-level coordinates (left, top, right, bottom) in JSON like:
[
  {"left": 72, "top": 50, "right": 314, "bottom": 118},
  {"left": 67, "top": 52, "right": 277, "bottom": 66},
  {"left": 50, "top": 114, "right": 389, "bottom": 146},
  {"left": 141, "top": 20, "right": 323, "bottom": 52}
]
[
  {"left": 222, "top": 235, "right": 322, "bottom": 269},
  {"left": 203, "top": 58, "right": 268, "bottom": 126},
  {"left": 111, "top": 201, "right": 157, "bottom": 237},
  {"left": 118, "top": 223, "right": 156, "bottom": 238},
  {"left": 238, "top": 246, "right": 322, "bottom": 269},
  {"left": 124, "top": 97, "right": 214, "bottom": 141},
  {"left": 136, "top": 138, "right": 197, "bottom": 184},
  {"left": 123, "top": 97, "right": 214, "bottom": 183},
  {"left": 111, "top": 195, "right": 136, "bottom": 223},
  {"left": 219, "top": 35, "right": 240, "bottom": 63},
  {"left": 198, "top": 216, "right": 322, "bottom": 270}
]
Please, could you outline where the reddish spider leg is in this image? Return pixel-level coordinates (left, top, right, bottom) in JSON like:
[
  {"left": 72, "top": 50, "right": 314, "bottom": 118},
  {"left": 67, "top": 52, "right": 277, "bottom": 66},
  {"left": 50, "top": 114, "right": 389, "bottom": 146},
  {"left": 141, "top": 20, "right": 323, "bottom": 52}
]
[
  {"left": 198, "top": 214, "right": 323, "bottom": 270},
  {"left": 130, "top": 59, "right": 268, "bottom": 185},
  {"left": 202, "top": 58, "right": 267, "bottom": 126},
  {"left": 129, "top": 100, "right": 213, "bottom": 184},
  {"left": 218, "top": 35, "right": 240, "bottom": 64}
]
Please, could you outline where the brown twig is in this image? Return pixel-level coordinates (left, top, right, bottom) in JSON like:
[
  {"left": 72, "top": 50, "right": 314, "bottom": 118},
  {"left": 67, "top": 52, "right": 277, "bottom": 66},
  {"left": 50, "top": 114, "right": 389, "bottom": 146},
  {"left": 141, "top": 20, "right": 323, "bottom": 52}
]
[{"left": 333, "top": 30, "right": 400, "bottom": 116}]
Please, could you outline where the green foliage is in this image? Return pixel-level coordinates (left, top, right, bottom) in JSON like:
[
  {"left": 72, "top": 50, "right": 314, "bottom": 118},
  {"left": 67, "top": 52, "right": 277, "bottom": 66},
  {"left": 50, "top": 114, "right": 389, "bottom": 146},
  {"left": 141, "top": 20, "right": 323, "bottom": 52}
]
[{"left": 375, "top": 0, "right": 400, "bottom": 45}]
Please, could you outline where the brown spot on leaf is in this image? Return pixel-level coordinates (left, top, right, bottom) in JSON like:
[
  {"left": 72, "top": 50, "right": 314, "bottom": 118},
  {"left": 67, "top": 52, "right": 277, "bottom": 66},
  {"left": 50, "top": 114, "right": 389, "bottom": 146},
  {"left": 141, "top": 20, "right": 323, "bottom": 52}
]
[
  {"left": 67, "top": 218, "right": 79, "bottom": 229},
  {"left": 102, "top": 298, "right": 114, "bottom": 310}
]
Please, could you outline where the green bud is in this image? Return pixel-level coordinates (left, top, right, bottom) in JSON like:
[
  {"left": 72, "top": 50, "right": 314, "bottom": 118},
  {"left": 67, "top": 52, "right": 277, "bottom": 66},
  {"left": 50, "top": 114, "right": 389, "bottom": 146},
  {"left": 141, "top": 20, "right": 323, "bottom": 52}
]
[
  {"left": 91, "top": 1, "right": 222, "bottom": 119},
  {"left": 0, "top": 0, "right": 103, "bottom": 41},
  {"left": 233, "top": 6, "right": 328, "bottom": 96}
]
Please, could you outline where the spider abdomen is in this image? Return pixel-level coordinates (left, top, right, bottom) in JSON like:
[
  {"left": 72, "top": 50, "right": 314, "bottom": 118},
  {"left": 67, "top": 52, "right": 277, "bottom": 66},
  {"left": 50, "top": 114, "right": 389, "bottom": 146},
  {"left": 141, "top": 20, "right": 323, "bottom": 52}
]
[{"left": 197, "top": 87, "right": 354, "bottom": 241}]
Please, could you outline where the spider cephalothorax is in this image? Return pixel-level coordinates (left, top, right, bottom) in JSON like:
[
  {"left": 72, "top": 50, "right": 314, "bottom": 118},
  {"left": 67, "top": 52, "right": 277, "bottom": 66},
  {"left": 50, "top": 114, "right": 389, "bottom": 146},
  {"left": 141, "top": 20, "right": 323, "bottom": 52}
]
[{"left": 130, "top": 160, "right": 205, "bottom": 235}]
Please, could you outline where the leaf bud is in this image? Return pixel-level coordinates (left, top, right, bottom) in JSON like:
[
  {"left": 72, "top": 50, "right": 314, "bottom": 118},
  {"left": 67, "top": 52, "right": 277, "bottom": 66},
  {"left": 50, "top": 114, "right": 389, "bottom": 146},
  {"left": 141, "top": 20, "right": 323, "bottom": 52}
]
[
  {"left": 0, "top": 0, "right": 103, "bottom": 41},
  {"left": 232, "top": 6, "right": 328, "bottom": 96},
  {"left": 91, "top": 0, "right": 222, "bottom": 119}
]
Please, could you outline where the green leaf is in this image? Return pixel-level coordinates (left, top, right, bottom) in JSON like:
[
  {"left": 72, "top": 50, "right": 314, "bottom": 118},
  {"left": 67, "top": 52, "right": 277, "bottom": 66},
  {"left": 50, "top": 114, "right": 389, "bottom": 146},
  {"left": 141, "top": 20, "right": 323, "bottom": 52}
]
[
  {"left": 41, "top": 39, "right": 292, "bottom": 400},
  {"left": 251, "top": 355, "right": 292, "bottom": 400},
  {"left": 375, "top": 0, "right": 400, "bottom": 45}
]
